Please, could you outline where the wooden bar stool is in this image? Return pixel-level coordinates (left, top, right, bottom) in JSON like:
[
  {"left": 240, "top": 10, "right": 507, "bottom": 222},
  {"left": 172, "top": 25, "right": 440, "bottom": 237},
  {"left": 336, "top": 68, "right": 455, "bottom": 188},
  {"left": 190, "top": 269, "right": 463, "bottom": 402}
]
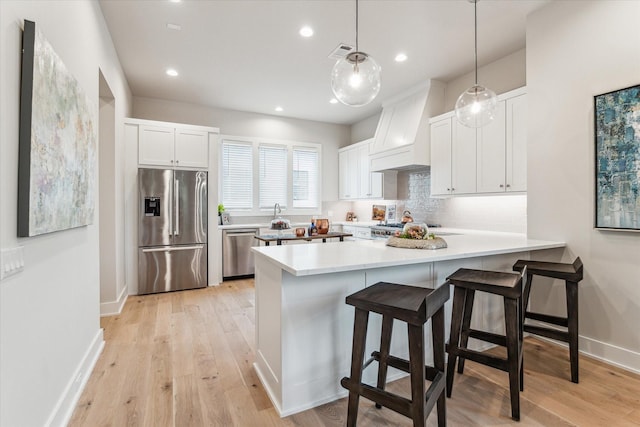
[
  {"left": 513, "top": 257, "right": 583, "bottom": 383},
  {"left": 341, "top": 282, "right": 450, "bottom": 427},
  {"left": 446, "top": 268, "right": 525, "bottom": 421}
]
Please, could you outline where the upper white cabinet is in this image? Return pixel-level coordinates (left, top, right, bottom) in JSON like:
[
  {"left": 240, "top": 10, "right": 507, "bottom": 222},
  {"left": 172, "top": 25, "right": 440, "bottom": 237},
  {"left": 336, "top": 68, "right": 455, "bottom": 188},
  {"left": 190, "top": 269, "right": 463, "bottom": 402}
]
[
  {"left": 477, "top": 91, "right": 527, "bottom": 193},
  {"left": 138, "top": 123, "right": 210, "bottom": 168},
  {"left": 430, "top": 117, "right": 477, "bottom": 196},
  {"left": 430, "top": 87, "right": 527, "bottom": 197},
  {"left": 339, "top": 139, "right": 396, "bottom": 200}
]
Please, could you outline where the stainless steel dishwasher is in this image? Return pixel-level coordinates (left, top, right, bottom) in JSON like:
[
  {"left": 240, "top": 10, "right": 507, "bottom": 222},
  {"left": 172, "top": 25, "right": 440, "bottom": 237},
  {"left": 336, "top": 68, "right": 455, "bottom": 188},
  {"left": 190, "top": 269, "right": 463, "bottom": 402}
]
[{"left": 222, "top": 228, "right": 259, "bottom": 279}]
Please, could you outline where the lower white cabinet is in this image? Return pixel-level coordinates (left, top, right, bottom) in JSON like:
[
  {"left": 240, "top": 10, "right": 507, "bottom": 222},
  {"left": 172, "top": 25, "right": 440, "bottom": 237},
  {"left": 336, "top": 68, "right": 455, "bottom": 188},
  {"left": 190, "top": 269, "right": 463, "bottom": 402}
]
[
  {"left": 341, "top": 224, "right": 373, "bottom": 240},
  {"left": 430, "top": 87, "right": 527, "bottom": 197}
]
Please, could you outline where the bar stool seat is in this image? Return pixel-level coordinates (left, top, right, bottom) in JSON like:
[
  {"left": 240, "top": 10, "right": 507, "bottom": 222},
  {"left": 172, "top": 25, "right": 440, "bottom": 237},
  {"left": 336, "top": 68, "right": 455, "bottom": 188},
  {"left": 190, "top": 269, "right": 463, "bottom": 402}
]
[
  {"left": 446, "top": 268, "right": 525, "bottom": 421},
  {"left": 513, "top": 257, "right": 583, "bottom": 383},
  {"left": 341, "top": 282, "right": 449, "bottom": 427}
]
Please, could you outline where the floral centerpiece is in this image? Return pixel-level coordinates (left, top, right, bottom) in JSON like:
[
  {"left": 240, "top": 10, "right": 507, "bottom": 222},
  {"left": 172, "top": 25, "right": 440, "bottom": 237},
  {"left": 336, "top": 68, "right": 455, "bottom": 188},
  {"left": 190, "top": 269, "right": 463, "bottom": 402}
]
[{"left": 387, "top": 223, "right": 447, "bottom": 249}]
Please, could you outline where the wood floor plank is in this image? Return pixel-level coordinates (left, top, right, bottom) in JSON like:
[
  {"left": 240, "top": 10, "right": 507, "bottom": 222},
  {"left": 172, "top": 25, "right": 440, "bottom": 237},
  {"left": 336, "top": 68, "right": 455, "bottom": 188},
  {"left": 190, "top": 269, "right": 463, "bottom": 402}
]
[{"left": 69, "top": 281, "right": 640, "bottom": 427}]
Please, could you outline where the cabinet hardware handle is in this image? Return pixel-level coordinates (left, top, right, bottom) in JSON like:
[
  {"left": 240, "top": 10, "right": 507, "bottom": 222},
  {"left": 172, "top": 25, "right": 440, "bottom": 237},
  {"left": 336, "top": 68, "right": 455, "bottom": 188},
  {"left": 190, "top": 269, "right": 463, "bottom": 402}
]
[
  {"left": 170, "top": 159, "right": 174, "bottom": 163},
  {"left": 176, "top": 160, "right": 179, "bottom": 164},
  {"left": 446, "top": 188, "right": 450, "bottom": 191},
  {"left": 451, "top": 188, "right": 455, "bottom": 191},
  {"left": 500, "top": 184, "right": 504, "bottom": 188},
  {"left": 506, "top": 184, "right": 511, "bottom": 188}
]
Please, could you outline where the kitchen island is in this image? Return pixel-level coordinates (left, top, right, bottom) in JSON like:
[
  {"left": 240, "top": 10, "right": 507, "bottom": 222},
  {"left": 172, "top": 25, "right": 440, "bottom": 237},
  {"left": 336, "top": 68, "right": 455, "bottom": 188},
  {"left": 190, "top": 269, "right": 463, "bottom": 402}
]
[{"left": 251, "top": 230, "right": 565, "bottom": 417}]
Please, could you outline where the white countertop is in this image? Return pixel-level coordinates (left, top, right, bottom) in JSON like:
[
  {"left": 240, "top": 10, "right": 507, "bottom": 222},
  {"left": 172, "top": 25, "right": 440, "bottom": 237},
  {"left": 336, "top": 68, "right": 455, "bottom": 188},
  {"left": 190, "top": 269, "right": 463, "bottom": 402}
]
[{"left": 251, "top": 229, "right": 565, "bottom": 276}]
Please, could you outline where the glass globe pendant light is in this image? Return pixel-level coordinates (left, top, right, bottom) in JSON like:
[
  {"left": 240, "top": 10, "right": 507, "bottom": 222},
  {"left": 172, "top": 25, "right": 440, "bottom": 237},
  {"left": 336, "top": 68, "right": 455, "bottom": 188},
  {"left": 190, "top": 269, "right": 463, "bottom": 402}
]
[
  {"left": 331, "top": 0, "right": 381, "bottom": 107},
  {"left": 455, "top": 0, "right": 498, "bottom": 128}
]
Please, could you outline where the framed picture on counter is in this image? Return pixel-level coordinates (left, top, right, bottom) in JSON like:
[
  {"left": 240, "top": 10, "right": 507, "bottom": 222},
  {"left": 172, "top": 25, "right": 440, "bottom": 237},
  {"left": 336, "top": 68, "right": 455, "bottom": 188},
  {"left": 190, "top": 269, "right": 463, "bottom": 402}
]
[{"left": 594, "top": 84, "right": 640, "bottom": 231}]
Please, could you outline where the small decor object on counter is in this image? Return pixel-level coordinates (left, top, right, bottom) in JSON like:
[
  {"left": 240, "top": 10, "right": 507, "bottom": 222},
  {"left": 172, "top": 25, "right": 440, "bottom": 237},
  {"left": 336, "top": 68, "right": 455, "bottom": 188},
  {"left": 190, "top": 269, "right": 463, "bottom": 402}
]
[
  {"left": 270, "top": 218, "right": 291, "bottom": 230},
  {"left": 295, "top": 227, "right": 306, "bottom": 237},
  {"left": 346, "top": 211, "right": 355, "bottom": 221},
  {"left": 372, "top": 204, "right": 386, "bottom": 221},
  {"left": 401, "top": 210, "right": 413, "bottom": 223},
  {"left": 386, "top": 222, "right": 448, "bottom": 249},
  {"left": 221, "top": 212, "right": 231, "bottom": 225},
  {"left": 316, "top": 218, "right": 329, "bottom": 234},
  {"left": 308, "top": 219, "right": 318, "bottom": 236}
]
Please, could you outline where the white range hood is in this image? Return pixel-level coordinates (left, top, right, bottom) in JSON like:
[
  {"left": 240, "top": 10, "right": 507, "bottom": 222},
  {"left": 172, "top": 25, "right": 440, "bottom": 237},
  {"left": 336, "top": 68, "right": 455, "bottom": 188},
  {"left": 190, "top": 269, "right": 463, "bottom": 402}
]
[{"left": 370, "top": 79, "right": 445, "bottom": 172}]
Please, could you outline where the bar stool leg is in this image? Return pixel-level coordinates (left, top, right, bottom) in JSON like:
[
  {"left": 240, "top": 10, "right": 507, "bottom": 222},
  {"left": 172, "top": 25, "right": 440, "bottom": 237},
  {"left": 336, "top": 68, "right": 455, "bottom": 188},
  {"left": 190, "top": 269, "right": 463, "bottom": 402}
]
[
  {"left": 504, "top": 297, "right": 521, "bottom": 421},
  {"left": 432, "top": 306, "right": 447, "bottom": 427},
  {"left": 566, "top": 281, "right": 579, "bottom": 383},
  {"left": 446, "top": 286, "right": 466, "bottom": 397},
  {"left": 375, "top": 315, "right": 394, "bottom": 408},
  {"left": 408, "top": 323, "right": 426, "bottom": 427},
  {"left": 346, "top": 308, "right": 369, "bottom": 427},
  {"left": 457, "top": 289, "right": 475, "bottom": 374}
]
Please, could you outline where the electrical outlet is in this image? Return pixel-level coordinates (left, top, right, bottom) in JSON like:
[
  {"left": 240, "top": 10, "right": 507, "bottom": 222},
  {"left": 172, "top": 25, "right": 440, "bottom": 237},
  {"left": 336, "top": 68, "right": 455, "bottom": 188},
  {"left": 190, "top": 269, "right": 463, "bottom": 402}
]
[{"left": 0, "top": 247, "right": 25, "bottom": 281}]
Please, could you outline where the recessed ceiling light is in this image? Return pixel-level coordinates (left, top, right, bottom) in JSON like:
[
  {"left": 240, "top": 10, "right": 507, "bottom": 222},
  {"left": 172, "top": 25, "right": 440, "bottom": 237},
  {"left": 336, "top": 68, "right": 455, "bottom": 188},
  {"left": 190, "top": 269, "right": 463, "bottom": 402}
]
[
  {"left": 329, "top": 98, "right": 338, "bottom": 104},
  {"left": 395, "top": 53, "right": 408, "bottom": 62},
  {"left": 166, "top": 68, "right": 179, "bottom": 77},
  {"left": 167, "top": 23, "right": 182, "bottom": 31},
  {"left": 299, "top": 26, "right": 314, "bottom": 38},
  {"left": 275, "top": 106, "right": 283, "bottom": 112},
  {"left": 169, "top": 0, "right": 181, "bottom": 3}
]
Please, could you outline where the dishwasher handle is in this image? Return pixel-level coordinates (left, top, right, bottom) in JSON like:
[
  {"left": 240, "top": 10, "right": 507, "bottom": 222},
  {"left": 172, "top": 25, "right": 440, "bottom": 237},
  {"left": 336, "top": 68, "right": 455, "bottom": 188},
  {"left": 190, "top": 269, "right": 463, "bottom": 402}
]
[{"left": 225, "top": 229, "right": 258, "bottom": 236}]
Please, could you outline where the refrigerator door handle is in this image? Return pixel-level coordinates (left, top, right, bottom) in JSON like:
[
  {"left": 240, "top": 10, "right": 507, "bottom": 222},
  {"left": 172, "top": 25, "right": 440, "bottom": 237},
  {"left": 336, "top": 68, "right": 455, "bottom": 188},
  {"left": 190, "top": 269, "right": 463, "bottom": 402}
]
[
  {"left": 142, "top": 244, "right": 205, "bottom": 253},
  {"left": 174, "top": 179, "right": 180, "bottom": 236}
]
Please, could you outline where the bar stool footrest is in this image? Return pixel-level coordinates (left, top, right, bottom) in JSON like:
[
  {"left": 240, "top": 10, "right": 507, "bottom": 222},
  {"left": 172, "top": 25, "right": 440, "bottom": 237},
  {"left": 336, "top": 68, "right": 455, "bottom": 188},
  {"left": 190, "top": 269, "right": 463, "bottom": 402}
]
[
  {"left": 526, "top": 311, "right": 568, "bottom": 327},
  {"left": 467, "top": 329, "right": 508, "bottom": 347},
  {"left": 371, "top": 351, "right": 441, "bottom": 381},
  {"left": 453, "top": 347, "right": 510, "bottom": 372},
  {"left": 524, "top": 324, "right": 569, "bottom": 343},
  {"left": 341, "top": 377, "right": 412, "bottom": 418}
]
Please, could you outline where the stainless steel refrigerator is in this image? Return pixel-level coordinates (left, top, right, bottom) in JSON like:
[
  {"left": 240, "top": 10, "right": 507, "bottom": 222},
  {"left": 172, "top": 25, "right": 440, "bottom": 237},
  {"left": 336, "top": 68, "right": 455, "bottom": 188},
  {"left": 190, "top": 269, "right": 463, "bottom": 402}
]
[{"left": 138, "top": 168, "right": 207, "bottom": 294}]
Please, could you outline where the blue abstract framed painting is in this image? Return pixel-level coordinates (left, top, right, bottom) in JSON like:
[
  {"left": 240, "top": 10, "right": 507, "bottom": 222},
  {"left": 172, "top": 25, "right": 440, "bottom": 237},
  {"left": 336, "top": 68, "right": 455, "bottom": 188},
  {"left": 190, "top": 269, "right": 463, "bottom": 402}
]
[
  {"left": 18, "top": 20, "right": 96, "bottom": 237},
  {"left": 594, "top": 84, "right": 640, "bottom": 231}
]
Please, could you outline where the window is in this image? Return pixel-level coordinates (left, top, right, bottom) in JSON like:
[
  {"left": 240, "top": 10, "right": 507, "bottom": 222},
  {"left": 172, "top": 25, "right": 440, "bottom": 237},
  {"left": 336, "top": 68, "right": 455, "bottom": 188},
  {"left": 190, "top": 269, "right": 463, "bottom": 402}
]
[
  {"left": 292, "top": 148, "right": 319, "bottom": 208},
  {"left": 221, "top": 141, "right": 252, "bottom": 209},
  {"left": 220, "top": 136, "right": 321, "bottom": 215},
  {"left": 259, "top": 145, "right": 287, "bottom": 208}
]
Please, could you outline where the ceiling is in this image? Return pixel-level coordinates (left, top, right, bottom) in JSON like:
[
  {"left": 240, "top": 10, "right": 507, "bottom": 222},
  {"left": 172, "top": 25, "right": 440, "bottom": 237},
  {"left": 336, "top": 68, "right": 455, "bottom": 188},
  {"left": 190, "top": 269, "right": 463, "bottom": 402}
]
[{"left": 98, "top": 0, "right": 549, "bottom": 125}]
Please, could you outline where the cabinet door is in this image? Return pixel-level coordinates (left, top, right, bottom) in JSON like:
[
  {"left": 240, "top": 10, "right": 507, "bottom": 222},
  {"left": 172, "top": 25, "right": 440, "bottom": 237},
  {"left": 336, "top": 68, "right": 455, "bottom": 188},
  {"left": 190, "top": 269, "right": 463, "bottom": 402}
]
[
  {"left": 476, "top": 101, "right": 507, "bottom": 193},
  {"left": 452, "top": 120, "right": 477, "bottom": 194},
  {"left": 506, "top": 94, "right": 527, "bottom": 192},
  {"left": 430, "top": 118, "right": 452, "bottom": 196},
  {"left": 339, "top": 149, "right": 357, "bottom": 199},
  {"left": 175, "top": 128, "right": 209, "bottom": 168},
  {"left": 139, "top": 125, "right": 175, "bottom": 167}
]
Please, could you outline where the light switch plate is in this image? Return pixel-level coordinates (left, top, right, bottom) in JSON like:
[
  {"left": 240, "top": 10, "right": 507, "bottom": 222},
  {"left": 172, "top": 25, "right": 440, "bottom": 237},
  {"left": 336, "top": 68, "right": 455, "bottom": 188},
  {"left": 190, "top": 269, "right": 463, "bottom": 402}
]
[{"left": 1, "top": 246, "right": 25, "bottom": 281}]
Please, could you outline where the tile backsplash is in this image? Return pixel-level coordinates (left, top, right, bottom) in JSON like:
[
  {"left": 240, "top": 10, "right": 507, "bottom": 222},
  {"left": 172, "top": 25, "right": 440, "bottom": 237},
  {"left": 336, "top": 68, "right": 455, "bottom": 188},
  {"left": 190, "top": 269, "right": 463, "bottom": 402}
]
[{"left": 351, "top": 168, "right": 527, "bottom": 233}]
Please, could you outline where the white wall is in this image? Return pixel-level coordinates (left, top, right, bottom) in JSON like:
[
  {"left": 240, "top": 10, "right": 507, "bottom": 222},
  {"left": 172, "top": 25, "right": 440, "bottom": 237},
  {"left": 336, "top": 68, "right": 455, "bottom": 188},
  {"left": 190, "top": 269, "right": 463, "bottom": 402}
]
[
  {"left": 527, "top": 1, "right": 640, "bottom": 372},
  {"left": 0, "top": 1, "right": 132, "bottom": 426},
  {"left": 444, "top": 48, "right": 527, "bottom": 112},
  {"left": 133, "top": 96, "right": 350, "bottom": 203}
]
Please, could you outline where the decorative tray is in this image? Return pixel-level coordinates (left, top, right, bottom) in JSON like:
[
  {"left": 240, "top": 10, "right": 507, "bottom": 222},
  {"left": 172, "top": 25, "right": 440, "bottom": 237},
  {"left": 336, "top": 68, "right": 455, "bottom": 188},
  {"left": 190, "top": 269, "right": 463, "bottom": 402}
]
[{"left": 386, "top": 236, "right": 448, "bottom": 250}]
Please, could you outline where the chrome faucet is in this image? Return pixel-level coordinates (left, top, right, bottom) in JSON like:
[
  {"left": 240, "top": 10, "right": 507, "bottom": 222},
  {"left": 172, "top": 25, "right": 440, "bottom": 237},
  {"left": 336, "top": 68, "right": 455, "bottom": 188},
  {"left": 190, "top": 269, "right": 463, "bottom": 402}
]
[{"left": 273, "top": 202, "right": 281, "bottom": 219}]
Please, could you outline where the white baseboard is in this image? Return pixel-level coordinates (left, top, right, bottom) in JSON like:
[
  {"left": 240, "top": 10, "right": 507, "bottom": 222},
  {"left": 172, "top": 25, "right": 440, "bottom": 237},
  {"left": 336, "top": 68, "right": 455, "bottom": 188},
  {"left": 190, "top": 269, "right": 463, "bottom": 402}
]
[
  {"left": 100, "top": 285, "right": 128, "bottom": 316},
  {"left": 45, "top": 329, "right": 105, "bottom": 427},
  {"left": 526, "top": 319, "right": 640, "bottom": 375}
]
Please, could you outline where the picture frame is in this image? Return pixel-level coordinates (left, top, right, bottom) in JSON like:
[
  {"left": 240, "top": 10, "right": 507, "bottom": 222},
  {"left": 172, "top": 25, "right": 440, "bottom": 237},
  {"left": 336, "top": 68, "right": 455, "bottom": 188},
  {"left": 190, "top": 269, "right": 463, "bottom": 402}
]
[
  {"left": 594, "top": 84, "right": 640, "bottom": 231},
  {"left": 17, "top": 20, "right": 97, "bottom": 237},
  {"left": 346, "top": 211, "right": 354, "bottom": 221}
]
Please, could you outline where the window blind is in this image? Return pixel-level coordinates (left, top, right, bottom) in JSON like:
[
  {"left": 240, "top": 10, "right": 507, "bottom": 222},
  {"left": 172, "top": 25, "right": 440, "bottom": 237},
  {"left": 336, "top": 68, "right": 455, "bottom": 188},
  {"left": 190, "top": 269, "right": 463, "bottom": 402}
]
[
  {"left": 259, "top": 145, "right": 287, "bottom": 208},
  {"left": 221, "top": 141, "right": 253, "bottom": 209},
  {"left": 292, "top": 148, "right": 319, "bottom": 208}
]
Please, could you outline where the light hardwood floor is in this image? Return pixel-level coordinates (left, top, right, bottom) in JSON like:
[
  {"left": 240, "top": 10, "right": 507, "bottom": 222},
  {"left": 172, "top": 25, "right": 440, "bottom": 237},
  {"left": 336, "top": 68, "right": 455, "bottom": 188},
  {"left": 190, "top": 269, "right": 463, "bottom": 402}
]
[{"left": 69, "top": 279, "right": 640, "bottom": 426}]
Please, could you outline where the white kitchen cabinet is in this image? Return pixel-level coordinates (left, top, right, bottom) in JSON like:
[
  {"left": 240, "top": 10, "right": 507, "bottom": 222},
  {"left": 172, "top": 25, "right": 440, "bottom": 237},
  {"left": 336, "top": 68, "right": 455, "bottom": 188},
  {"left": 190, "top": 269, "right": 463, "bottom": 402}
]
[
  {"left": 430, "top": 87, "right": 527, "bottom": 197},
  {"left": 477, "top": 91, "right": 527, "bottom": 193},
  {"left": 339, "top": 139, "right": 395, "bottom": 200},
  {"left": 341, "top": 224, "right": 372, "bottom": 240},
  {"left": 430, "top": 118, "right": 452, "bottom": 196},
  {"left": 139, "top": 123, "right": 209, "bottom": 168},
  {"left": 429, "top": 115, "right": 477, "bottom": 196}
]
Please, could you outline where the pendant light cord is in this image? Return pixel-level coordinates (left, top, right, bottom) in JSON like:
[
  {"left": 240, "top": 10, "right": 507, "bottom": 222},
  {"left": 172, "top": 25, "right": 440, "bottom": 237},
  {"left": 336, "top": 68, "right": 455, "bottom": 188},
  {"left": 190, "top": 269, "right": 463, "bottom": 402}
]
[
  {"left": 355, "top": 0, "right": 359, "bottom": 52},
  {"left": 474, "top": 0, "right": 478, "bottom": 85}
]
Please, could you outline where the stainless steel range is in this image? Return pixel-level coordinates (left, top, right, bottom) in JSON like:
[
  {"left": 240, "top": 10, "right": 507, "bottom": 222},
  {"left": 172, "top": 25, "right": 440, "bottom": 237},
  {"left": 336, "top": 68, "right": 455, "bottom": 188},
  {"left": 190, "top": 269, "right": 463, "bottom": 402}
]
[{"left": 370, "top": 223, "right": 441, "bottom": 239}]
